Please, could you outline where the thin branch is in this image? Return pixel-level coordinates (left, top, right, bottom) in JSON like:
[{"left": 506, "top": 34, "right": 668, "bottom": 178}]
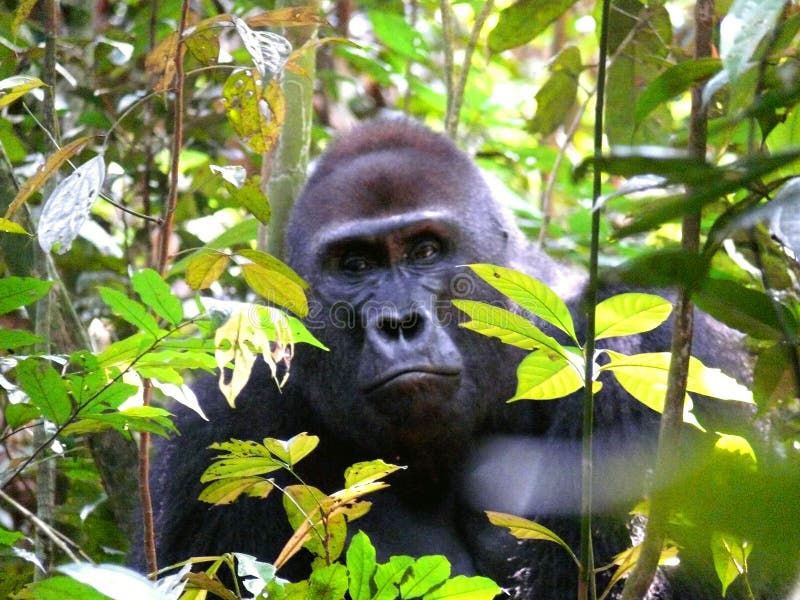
[
  {"left": 620, "top": 1, "right": 713, "bottom": 597},
  {"left": 0, "top": 488, "right": 83, "bottom": 564},
  {"left": 439, "top": 0, "right": 455, "bottom": 135}
]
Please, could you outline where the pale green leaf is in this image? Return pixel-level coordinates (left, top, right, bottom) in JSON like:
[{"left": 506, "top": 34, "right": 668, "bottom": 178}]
[
  {"left": 214, "top": 309, "right": 264, "bottom": 406},
  {"left": 131, "top": 268, "right": 183, "bottom": 326},
  {"left": 99, "top": 287, "right": 160, "bottom": 336},
  {"left": 344, "top": 459, "right": 404, "bottom": 489},
  {"left": 510, "top": 350, "right": 584, "bottom": 401},
  {"left": 264, "top": 432, "right": 319, "bottom": 466},
  {"left": 720, "top": 0, "right": 784, "bottom": 81},
  {"left": 0, "top": 217, "right": 29, "bottom": 234},
  {"left": 346, "top": 532, "right": 376, "bottom": 600},
  {"left": 422, "top": 575, "right": 501, "bottom": 600},
  {"left": 595, "top": 293, "right": 672, "bottom": 340},
  {"left": 453, "top": 300, "right": 567, "bottom": 356},
  {"left": 200, "top": 456, "right": 282, "bottom": 482},
  {"left": 467, "top": 264, "right": 577, "bottom": 342},
  {"left": 308, "top": 562, "right": 348, "bottom": 600},
  {"left": 16, "top": 358, "right": 72, "bottom": 425},
  {"left": 185, "top": 251, "right": 230, "bottom": 290},
  {"left": 0, "top": 329, "right": 42, "bottom": 349},
  {"left": 401, "top": 555, "right": 450, "bottom": 598},
  {"left": 199, "top": 477, "right": 275, "bottom": 505},
  {"left": 486, "top": 511, "right": 579, "bottom": 568},
  {"left": 242, "top": 262, "right": 309, "bottom": 317},
  {"left": 0, "top": 277, "right": 52, "bottom": 315},
  {"left": 711, "top": 532, "right": 752, "bottom": 597},
  {"left": 0, "top": 75, "right": 44, "bottom": 109},
  {"left": 374, "top": 557, "right": 414, "bottom": 600}
]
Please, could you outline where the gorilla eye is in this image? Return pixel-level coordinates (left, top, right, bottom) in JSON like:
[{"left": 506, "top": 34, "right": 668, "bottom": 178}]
[
  {"left": 409, "top": 238, "right": 442, "bottom": 264},
  {"left": 340, "top": 254, "right": 372, "bottom": 273}
]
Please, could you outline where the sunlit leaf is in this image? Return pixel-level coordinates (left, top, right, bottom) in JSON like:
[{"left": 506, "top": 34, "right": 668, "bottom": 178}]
[
  {"left": 38, "top": 155, "right": 105, "bottom": 254},
  {"left": 510, "top": 350, "right": 584, "bottom": 401},
  {"left": 603, "top": 543, "right": 679, "bottom": 595},
  {"left": 344, "top": 460, "right": 403, "bottom": 489},
  {"left": 454, "top": 300, "right": 569, "bottom": 357},
  {"left": 595, "top": 293, "right": 673, "bottom": 340},
  {"left": 374, "top": 556, "right": 414, "bottom": 600},
  {"left": 711, "top": 532, "right": 752, "bottom": 596},
  {"left": 0, "top": 75, "right": 44, "bottom": 109},
  {"left": 424, "top": 575, "right": 501, "bottom": 600},
  {"left": 4, "top": 136, "right": 92, "bottom": 220},
  {"left": 185, "top": 251, "right": 230, "bottom": 290},
  {"left": 98, "top": 287, "right": 160, "bottom": 337},
  {"left": 715, "top": 434, "right": 757, "bottom": 464},
  {"left": 224, "top": 178, "right": 272, "bottom": 224},
  {"left": 59, "top": 562, "right": 186, "bottom": 600},
  {"left": 201, "top": 456, "right": 282, "bottom": 483},
  {"left": 0, "top": 217, "right": 28, "bottom": 234},
  {"left": 238, "top": 248, "right": 309, "bottom": 290},
  {"left": 400, "top": 555, "right": 450, "bottom": 598},
  {"left": 368, "top": 10, "right": 429, "bottom": 63},
  {"left": 131, "top": 268, "right": 183, "bottom": 326},
  {"left": 308, "top": 563, "right": 348, "bottom": 600},
  {"left": 467, "top": 264, "right": 576, "bottom": 341},
  {"left": 241, "top": 261, "right": 308, "bottom": 317},
  {"left": 16, "top": 358, "right": 72, "bottom": 425},
  {"left": 0, "top": 277, "right": 52, "bottom": 314},
  {"left": 223, "top": 70, "right": 285, "bottom": 154},
  {"left": 346, "top": 532, "right": 377, "bottom": 600},
  {"left": 214, "top": 308, "right": 265, "bottom": 406},
  {"left": 486, "top": 511, "right": 579, "bottom": 567},
  {"left": 263, "top": 432, "right": 319, "bottom": 466}
]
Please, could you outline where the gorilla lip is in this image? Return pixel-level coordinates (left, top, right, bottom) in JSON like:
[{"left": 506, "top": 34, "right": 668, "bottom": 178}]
[{"left": 361, "top": 366, "right": 461, "bottom": 394}]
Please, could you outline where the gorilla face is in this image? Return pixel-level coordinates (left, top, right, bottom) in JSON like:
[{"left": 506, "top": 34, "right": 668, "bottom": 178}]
[{"left": 285, "top": 120, "right": 518, "bottom": 464}]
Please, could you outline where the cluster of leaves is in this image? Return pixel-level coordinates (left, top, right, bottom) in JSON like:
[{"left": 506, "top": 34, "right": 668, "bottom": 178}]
[{"left": 457, "top": 264, "right": 757, "bottom": 595}]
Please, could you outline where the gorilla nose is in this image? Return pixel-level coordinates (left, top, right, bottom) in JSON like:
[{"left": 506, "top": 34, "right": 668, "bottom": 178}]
[{"left": 376, "top": 309, "right": 425, "bottom": 341}]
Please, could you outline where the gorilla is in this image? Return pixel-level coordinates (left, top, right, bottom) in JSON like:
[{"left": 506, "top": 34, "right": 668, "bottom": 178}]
[{"left": 143, "top": 119, "right": 758, "bottom": 598}]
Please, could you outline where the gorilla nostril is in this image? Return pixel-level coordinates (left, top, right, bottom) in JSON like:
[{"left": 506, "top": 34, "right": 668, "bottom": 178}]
[{"left": 377, "top": 311, "right": 424, "bottom": 340}]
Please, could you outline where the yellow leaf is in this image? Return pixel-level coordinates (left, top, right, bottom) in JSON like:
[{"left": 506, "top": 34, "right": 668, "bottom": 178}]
[
  {"left": 0, "top": 217, "right": 29, "bottom": 235},
  {"left": 145, "top": 32, "right": 183, "bottom": 93},
  {"left": 186, "top": 251, "right": 229, "bottom": 290},
  {"left": 5, "top": 136, "right": 93, "bottom": 220}
]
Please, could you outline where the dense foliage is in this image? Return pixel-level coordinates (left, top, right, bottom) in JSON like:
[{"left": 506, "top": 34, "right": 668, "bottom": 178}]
[{"left": 0, "top": 0, "right": 798, "bottom": 598}]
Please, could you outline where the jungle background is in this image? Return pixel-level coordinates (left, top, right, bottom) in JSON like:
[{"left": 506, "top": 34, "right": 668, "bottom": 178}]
[{"left": 0, "top": 0, "right": 799, "bottom": 598}]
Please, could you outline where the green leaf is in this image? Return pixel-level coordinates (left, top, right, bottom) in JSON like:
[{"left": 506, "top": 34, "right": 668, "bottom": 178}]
[
  {"left": 595, "top": 293, "right": 673, "bottom": 340},
  {"left": 0, "top": 75, "right": 45, "bottom": 109},
  {"left": 466, "top": 264, "right": 577, "bottom": 342},
  {"left": 18, "top": 576, "right": 109, "bottom": 600},
  {"left": 263, "top": 432, "right": 319, "bottom": 467},
  {"left": 710, "top": 532, "right": 752, "bottom": 596},
  {"left": 98, "top": 287, "right": 160, "bottom": 336},
  {"left": 422, "top": 575, "right": 501, "bottom": 600},
  {"left": 374, "top": 556, "right": 414, "bottom": 600},
  {"left": 186, "top": 251, "right": 230, "bottom": 290},
  {"left": 488, "top": 0, "right": 578, "bottom": 53},
  {"left": 0, "top": 217, "right": 29, "bottom": 234},
  {"left": 635, "top": 58, "right": 721, "bottom": 123},
  {"left": 693, "top": 278, "right": 797, "bottom": 340},
  {"left": 168, "top": 218, "right": 258, "bottom": 276},
  {"left": 401, "top": 555, "right": 450, "bottom": 598},
  {"left": 0, "top": 526, "right": 25, "bottom": 546},
  {"left": 198, "top": 476, "right": 275, "bottom": 505},
  {"left": 224, "top": 178, "right": 272, "bottom": 225},
  {"left": 344, "top": 459, "right": 403, "bottom": 489},
  {"left": 486, "top": 511, "right": 579, "bottom": 567},
  {"left": 201, "top": 456, "right": 283, "bottom": 482},
  {"left": 223, "top": 70, "right": 284, "bottom": 154},
  {"left": 16, "top": 357, "right": 72, "bottom": 425},
  {"left": 0, "top": 329, "right": 43, "bottom": 349},
  {"left": 346, "top": 532, "right": 377, "bottom": 600},
  {"left": 368, "top": 10, "right": 429, "bottom": 63},
  {"left": 242, "top": 262, "right": 309, "bottom": 317},
  {"left": 308, "top": 563, "right": 348, "bottom": 600},
  {"left": 0, "top": 276, "right": 52, "bottom": 315},
  {"left": 97, "top": 332, "right": 155, "bottom": 369},
  {"left": 131, "top": 268, "right": 183, "bottom": 326},
  {"left": 529, "top": 46, "right": 581, "bottom": 136},
  {"left": 238, "top": 249, "right": 309, "bottom": 290},
  {"left": 454, "top": 300, "right": 569, "bottom": 357},
  {"left": 5, "top": 403, "right": 40, "bottom": 428},
  {"left": 510, "top": 350, "right": 584, "bottom": 401},
  {"left": 250, "top": 304, "right": 327, "bottom": 350},
  {"left": 185, "top": 26, "right": 220, "bottom": 66}
]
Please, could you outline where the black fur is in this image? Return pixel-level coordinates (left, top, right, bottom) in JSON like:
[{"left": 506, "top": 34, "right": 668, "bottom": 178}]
[{"left": 141, "top": 119, "right": 760, "bottom": 598}]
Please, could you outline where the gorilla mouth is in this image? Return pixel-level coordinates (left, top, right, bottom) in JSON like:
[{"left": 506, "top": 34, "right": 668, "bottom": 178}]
[{"left": 362, "top": 366, "right": 461, "bottom": 394}]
